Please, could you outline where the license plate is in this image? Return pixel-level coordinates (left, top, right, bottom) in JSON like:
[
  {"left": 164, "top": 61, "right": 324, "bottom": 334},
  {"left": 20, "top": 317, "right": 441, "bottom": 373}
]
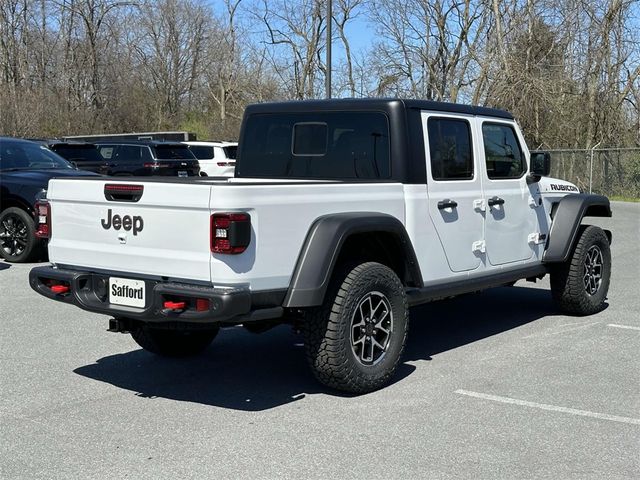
[
  {"left": 178, "top": 170, "right": 188, "bottom": 177},
  {"left": 109, "top": 277, "right": 145, "bottom": 308}
]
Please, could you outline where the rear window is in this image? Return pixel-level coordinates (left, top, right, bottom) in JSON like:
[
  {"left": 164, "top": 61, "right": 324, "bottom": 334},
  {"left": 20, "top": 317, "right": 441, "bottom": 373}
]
[
  {"left": 188, "top": 146, "right": 215, "bottom": 160},
  {"left": 238, "top": 112, "right": 390, "bottom": 179},
  {"left": 153, "top": 145, "right": 194, "bottom": 160},
  {"left": 222, "top": 146, "right": 237, "bottom": 159}
]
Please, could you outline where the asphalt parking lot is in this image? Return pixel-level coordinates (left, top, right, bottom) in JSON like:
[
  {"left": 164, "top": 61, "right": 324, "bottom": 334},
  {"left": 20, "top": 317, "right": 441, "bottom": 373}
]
[{"left": 1, "top": 201, "right": 638, "bottom": 479}]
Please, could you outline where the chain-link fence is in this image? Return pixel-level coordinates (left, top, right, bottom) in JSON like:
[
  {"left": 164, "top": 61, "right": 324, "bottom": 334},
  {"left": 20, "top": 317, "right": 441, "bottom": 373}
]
[{"left": 547, "top": 148, "right": 640, "bottom": 199}]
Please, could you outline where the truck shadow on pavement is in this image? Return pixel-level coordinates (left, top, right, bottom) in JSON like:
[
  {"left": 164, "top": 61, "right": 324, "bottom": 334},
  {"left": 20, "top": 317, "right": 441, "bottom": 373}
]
[{"left": 74, "top": 285, "right": 560, "bottom": 412}]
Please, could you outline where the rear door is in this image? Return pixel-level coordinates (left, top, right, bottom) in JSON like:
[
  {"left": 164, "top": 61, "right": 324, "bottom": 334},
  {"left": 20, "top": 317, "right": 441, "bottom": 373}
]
[
  {"left": 46, "top": 178, "right": 213, "bottom": 281},
  {"left": 477, "top": 120, "right": 540, "bottom": 265},
  {"left": 423, "top": 112, "right": 484, "bottom": 273},
  {"left": 113, "top": 145, "right": 146, "bottom": 175}
]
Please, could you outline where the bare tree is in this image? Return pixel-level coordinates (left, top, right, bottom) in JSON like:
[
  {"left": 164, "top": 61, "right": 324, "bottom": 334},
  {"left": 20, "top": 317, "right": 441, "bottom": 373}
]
[
  {"left": 131, "top": 0, "right": 209, "bottom": 124},
  {"left": 334, "top": 0, "right": 363, "bottom": 97},
  {"left": 367, "top": 0, "right": 489, "bottom": 101},
  {"left": 259, "top": 0, "right": 326, "bottom": 99}
]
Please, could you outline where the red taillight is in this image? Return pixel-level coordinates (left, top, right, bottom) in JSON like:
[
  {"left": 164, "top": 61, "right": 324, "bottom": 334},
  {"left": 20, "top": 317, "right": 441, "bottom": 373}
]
[
  {"left": 34, "top": 200, "right": 51, "bottom": 239},
  {"left": 143, "top": 162, "right": 171, "bottom": 169},
  {"left": 216, "top": 162, "right": 235, "bottom": 167},
  {"left": 211, "top": 212, "right": 251, "bottom": 254}
]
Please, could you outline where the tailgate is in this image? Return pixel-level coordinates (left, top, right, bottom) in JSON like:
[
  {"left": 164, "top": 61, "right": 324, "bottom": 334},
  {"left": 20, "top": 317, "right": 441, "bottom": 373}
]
[{"left": 47, "top": 178, "right": 213, "bottom": 282}]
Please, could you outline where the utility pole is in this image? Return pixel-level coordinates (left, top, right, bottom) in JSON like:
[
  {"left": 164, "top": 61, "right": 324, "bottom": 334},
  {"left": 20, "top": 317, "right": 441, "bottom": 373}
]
[{"left": 326, "top": 0, "right": 332, "bottom": 99}]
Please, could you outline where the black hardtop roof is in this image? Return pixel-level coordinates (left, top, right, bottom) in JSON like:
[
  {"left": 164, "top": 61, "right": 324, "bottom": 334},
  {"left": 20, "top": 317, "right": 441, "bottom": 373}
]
[
  {"left": 94, "top": 140, "right": 189, "bottom": 147},
  {"left": 244, "top": 98, "right": 514, "bottom": 120}
]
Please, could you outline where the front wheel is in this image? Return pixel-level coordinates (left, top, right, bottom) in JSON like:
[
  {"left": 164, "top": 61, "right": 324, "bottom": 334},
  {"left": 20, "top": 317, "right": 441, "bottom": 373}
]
[
  {"left": 130, "top": 326, "right": 219, "bottom": 357},
  {"left": 550, "top": 225, "right": 611, "bottom": 315},
  {"left": 302, "top": 262, "right": 409, "bottom": 394}
]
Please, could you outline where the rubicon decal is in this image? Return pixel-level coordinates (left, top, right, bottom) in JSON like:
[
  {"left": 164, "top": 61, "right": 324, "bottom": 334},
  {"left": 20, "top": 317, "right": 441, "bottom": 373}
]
[
  {"left": 550, "top": 184, "right": 579, "bottom": 192},
  {"left": 101, "top": 209, "right": 144, "bottom": 235}
]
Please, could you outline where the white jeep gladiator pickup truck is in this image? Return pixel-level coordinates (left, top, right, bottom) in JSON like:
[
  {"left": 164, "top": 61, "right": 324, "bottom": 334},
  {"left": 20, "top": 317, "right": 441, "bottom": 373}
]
[{"left": 30, "top": 99, "right": 612, "bottom": 393}]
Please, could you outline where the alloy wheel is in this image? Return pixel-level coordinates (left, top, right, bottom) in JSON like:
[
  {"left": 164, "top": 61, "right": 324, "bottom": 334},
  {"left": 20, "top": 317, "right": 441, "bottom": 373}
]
[
  {"left": 350, "top": 291, "right": 394, "bottom": 365},
  {"left": 583, "top": 245, "right": 603, "bottom": 296},
  {"left": 0, "top": 214, "right": 28, "bottom": 258}
]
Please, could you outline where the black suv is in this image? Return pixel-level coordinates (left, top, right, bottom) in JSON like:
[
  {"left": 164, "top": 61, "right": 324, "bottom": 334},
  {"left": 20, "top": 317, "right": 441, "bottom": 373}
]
[
  {"left": 95, "top": 141, "right": 200, "bottom": 177},
  {"left": 0, "top": 137, "right": 98, "bottom": 262},
  {"left": 46, "top": 141, "right": 107, "bottom": 174}
]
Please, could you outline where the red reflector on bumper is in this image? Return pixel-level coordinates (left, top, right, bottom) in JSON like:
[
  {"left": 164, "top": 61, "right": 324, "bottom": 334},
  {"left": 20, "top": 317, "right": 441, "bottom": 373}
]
[
  {"left": 164, "top": 301, "right": 186, "bottom": 310},
  {"left": 196, "top": 298, "right": 210, "bottom": 312},
  {"left": 50, "top": 285, "right": 70, "bottom": 294}
]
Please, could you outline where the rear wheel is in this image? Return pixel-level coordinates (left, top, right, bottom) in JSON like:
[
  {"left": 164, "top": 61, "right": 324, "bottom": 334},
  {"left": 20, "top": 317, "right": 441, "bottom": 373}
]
[
  {"left": 302, "top": 262, "right": 409, "bottom": 394},
  {"left": 0, "top": 207, "right": 42, "bottom": 263},
  {"left": 131, "top": 325, "right": 219, "bottom": 357},
  {"left": 550, "top": 225, "right": 611, "bottom": 315}
]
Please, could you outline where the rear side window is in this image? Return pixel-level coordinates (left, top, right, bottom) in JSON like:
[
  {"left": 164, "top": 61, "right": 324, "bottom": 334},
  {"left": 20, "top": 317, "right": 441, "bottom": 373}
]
[
  {"left": 188, "top": 146, "right": 215, "bottom": 160},
  {"left": 154, "top": 145, "right": 194, "bottom": 160},
  {"left": 114, "top": 145, "right": 144, "bottom": 163},
  {"left": 482, "top": 123, "right": 526, "bottom": 179},
  {"left": 99, "top": 146, "right": 115, "bottom": 159},
  {"left": 53, "top": 146, "right": 102, "bottom": 163},
  {"left": 427, "top": 118, "right": 474, "bottom": 180},
  {"left": 223, "top": 146, "right": 237, "bottom": 159},
  {"left": 238, "top": 112, "right": 390, "bottom": 179}
]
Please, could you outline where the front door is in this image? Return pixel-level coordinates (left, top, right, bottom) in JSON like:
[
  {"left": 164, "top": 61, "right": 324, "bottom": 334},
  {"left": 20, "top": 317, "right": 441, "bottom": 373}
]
[
  {"left": 477, "top": 120, "right": 540, "bottom": 266},
  {"left": 423, "top": 112, "right": 484, "bottom": 273}
]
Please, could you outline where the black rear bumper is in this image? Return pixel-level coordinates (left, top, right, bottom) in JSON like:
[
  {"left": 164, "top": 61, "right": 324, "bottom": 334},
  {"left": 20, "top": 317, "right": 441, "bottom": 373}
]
[{"left": 29, "top": 265, "right": 263, "bottom": 324}]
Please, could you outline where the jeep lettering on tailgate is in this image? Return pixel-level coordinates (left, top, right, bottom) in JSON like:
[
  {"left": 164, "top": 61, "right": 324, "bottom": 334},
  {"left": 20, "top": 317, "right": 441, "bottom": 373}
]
[{"left": 101, "top": 209, "right": 144, "bottom": 235}]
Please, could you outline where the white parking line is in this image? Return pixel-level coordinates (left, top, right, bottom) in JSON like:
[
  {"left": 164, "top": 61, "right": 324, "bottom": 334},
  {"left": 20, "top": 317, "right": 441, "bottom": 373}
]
[
  {"left": 607, "top": 324, "right": 640, "bottom": 331},
  {"left": 455, "top": 389, "right": 640, "bottom": 426}
]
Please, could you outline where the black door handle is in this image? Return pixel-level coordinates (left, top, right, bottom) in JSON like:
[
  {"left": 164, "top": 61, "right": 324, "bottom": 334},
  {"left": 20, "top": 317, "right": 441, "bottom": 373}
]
[
  {"left": 437, "top": 199, "right": 458, "bottom": 210},
  {"left": 488, "top": 196, "right": 505, "bottom": 207}
]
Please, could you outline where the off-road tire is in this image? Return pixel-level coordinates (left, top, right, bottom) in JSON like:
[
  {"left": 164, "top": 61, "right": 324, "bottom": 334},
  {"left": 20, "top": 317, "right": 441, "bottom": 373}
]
[
  {"left": 0, "top": 207, "right": 42, "bottom": 263},
  {"left": 131, "top": 326, "right": 219, "bottom": 357},
  {"left": 302, "top": 262, "right": 409, "bottom": 394},
  {"left": 550, "top": 225, "right": 611, "bottom": 315}
]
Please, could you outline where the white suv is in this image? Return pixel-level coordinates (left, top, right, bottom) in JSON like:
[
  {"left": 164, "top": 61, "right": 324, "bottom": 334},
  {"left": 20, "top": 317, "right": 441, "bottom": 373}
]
[{"left": 184, "top": 141, "right": 237, "bottom": 177}]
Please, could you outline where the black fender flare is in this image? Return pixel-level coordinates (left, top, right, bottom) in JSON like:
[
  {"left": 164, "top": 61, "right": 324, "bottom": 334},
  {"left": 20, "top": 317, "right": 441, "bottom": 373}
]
[
  {"left": 543, "top": 193, "right": 612, "bottom": 263},
  {"left": 283, "top": 212, "right": 423, "bottom": 308}
]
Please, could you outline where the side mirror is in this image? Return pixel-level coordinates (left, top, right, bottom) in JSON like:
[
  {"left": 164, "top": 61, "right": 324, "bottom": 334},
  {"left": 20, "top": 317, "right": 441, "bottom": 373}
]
[
  {"left": 530, "top": 151, "right": 551, "bottom": 176},
  {"left": 527, "top": 151, "right": 550, "bottom": 184}
]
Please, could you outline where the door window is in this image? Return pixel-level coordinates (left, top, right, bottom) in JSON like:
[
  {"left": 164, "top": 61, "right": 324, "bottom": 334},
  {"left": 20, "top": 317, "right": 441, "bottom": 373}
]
[
  {"left": 114, "top": 145, "right": 143, "bottom": 163},
  {"left": 427, "top": 118, "right": 474, "bottom": 180},
  {"left": 482, "top": 123, "right": 526, "bottom": 179}
]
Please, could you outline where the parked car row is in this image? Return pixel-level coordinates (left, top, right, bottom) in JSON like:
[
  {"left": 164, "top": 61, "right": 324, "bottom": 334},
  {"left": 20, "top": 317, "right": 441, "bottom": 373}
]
[
  {"left": 30, "top": 138, "right": 238, "bottom": 178},
  {"left": 0, "top": 135, "right": 238, "bottom": 263}
]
